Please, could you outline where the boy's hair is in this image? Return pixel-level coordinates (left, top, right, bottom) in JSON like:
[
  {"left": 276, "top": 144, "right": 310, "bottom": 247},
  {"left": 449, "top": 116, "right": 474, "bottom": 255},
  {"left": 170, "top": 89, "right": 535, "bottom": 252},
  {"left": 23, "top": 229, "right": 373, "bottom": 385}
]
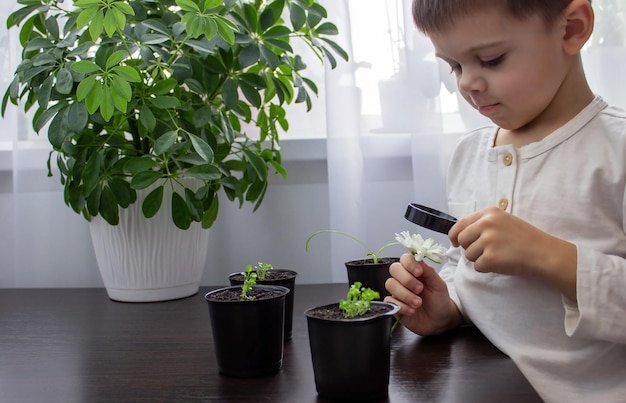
[{"left": 412, "top": 0, "right": 577, "bottom": 34}]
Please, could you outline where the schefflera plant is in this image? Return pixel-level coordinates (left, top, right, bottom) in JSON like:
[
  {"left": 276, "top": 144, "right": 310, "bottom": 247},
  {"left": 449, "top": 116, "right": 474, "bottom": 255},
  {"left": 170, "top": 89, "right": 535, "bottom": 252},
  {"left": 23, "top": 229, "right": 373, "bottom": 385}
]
[{"left": 2, "top": 0, "right": 348, "bottom": 229}]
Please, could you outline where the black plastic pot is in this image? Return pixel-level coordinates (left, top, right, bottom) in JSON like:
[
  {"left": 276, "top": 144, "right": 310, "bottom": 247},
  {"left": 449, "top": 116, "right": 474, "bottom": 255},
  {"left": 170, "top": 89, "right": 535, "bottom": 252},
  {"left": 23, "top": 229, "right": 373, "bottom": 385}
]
[
  {"left": 305, "top": 301, "right": 400, "bottom": 400},
  {"left": 345, "top": 257, "right": 399, "bottom": 300},
  {"left": 205, "top": 285, "right": 289, "bottom": 377},
  {"left": 229, "top": 269, "right": 297, "bottom": 340}
]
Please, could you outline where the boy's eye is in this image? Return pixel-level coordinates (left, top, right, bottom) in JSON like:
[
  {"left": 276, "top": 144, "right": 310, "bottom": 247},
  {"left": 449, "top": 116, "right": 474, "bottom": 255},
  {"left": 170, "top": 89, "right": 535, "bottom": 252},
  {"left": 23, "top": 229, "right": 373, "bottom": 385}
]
[
  {"left": 449, "top": 63, "right": 462, "bottom": 74},
  {"left": 480, "top": 55, "right": 505, "bottom": 67}
]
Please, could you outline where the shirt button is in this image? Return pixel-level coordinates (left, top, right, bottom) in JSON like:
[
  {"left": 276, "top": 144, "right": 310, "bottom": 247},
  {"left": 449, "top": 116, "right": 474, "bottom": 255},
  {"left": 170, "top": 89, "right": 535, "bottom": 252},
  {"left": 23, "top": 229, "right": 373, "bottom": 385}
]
[
  {"left": 502, "top": 152, "right": 513, "bottom": 166},
  {"left": 498, "top": 198, "right": 509, "bottom": 210}
]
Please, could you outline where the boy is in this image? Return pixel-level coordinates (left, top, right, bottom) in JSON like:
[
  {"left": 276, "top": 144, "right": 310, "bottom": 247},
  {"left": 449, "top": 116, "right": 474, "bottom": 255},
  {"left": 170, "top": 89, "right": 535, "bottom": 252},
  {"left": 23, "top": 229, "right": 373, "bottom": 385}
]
[{"left": 385, "top": 1, "right": 626, "bottom": 402}]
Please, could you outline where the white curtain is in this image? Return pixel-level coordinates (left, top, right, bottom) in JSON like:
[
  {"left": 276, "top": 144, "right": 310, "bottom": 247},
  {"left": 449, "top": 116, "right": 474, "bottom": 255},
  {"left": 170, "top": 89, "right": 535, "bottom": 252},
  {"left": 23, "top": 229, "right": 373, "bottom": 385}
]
[{"left": 1, "top": 0, "right": 625, "bottom": 286}]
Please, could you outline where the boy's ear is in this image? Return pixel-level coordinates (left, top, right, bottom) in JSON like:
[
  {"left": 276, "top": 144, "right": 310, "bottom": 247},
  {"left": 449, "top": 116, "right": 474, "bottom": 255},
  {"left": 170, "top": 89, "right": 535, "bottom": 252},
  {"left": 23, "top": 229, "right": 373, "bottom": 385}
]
[{"left": 562, "top": 0, "right": 594, "bottom": 54}]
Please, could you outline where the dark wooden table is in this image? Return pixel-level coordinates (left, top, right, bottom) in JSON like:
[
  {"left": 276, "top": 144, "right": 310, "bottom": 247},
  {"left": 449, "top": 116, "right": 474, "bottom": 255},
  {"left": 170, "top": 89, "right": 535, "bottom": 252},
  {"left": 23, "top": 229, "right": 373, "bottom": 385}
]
[{"left": 0, "top": 284, "right": 541, "bottom": 402}]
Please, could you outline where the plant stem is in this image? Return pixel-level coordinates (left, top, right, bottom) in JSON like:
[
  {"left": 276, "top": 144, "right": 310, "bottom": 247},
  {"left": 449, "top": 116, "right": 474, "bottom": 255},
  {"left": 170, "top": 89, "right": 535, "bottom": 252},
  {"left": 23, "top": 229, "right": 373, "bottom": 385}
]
[{"left": 391, "top": 316, "right": 401, "bottom": 333}]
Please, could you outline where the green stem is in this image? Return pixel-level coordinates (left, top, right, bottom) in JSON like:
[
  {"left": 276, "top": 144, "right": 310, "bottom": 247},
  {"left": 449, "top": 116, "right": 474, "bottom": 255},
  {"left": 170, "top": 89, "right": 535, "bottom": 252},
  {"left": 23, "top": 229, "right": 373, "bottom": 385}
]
[{"left": 391, "top": 316, "right": 402, "bottom": 334}]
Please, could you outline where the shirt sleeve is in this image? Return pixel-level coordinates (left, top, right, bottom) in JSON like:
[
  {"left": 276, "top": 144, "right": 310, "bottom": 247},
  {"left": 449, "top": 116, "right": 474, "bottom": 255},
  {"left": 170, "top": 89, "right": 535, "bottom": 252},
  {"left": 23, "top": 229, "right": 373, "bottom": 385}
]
[
  {"left": 439, "top": 245, "right": 472, "bottom": 326},
  {"left": 563, "top": 244, "right": 626, "bottom": 344}
]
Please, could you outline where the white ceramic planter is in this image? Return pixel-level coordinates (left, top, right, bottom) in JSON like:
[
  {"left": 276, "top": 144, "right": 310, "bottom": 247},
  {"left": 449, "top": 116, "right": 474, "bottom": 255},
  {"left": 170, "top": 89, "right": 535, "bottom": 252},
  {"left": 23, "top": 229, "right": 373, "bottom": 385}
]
[{"left": 89, "top": 179, "right": 210, "bottom": 302}]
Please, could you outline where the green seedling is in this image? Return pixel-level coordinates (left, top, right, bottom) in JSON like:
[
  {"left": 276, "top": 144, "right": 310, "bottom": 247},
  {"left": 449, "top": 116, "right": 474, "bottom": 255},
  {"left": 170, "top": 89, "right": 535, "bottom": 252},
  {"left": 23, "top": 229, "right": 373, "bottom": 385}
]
[
  {"left": 255, "top": 262, "right": 273, "bottom": 281},
  {"left": 240, "top": 264, "right": 257, "bottom": 300},
  {"left": 339, "top": 281, "right": 380, "bottom": 318},
  {"left": 305, "top": 230, "right": 398, "bottom": 264}
]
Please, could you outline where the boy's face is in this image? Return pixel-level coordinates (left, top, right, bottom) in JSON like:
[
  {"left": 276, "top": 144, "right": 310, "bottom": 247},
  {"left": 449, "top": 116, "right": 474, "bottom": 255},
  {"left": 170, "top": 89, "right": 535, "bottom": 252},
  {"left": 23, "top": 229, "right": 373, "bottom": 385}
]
[{"left": 429, "top": 6, "right": 569, "bottom": 131}]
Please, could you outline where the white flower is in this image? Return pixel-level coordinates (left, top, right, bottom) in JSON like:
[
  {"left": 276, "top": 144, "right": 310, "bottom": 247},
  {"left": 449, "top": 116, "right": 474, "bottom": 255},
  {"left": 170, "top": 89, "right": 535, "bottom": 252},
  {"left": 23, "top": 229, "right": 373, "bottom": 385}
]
[{"left": 394, "top": 231, "right": 447, "bottom": 263}]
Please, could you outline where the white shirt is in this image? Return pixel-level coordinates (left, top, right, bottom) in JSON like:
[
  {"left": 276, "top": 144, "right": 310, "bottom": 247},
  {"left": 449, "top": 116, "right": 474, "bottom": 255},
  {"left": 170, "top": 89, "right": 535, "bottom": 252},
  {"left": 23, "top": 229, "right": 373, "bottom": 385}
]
[{"left": 441, "top": 96, "right": 626, "bottom": 403}]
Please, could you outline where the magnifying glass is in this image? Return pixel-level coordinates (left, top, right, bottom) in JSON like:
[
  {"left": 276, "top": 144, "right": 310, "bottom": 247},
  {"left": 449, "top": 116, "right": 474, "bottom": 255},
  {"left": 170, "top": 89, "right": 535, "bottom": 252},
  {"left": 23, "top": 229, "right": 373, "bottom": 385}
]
[{"left": 404, "top": 203, "right": 458, "bottom": 234}]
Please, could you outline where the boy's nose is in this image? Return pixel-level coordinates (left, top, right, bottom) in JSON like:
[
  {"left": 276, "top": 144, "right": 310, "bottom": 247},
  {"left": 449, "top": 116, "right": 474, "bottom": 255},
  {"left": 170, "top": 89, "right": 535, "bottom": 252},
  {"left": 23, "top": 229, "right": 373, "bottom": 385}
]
[{"left": 457, "top": 68, "right": 487, "bottom": 94}]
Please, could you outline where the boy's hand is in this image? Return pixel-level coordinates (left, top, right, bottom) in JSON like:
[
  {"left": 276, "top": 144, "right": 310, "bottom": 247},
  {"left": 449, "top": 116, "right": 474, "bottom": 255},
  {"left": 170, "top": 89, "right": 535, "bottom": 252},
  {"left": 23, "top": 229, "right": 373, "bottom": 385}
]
[
  {"left": 448, "top": 206, "right": 577, "bottom": 299},
  {"left": 384, "top": 253, "right": 462, "bottom": 335}
]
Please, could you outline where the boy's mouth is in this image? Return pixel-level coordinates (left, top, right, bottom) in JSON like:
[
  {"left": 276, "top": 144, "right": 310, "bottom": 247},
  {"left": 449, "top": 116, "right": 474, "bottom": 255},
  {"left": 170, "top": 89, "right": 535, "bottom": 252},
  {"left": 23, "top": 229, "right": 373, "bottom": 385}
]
[{"left": 477, "top": 103, "right": 500, "bottom": 115}]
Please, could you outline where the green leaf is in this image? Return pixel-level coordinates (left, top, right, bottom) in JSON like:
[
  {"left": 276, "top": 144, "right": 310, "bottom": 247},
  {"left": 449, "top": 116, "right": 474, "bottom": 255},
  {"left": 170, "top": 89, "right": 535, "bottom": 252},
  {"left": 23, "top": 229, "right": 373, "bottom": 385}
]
[
  {"left": 321, "top": 46, "right": 338, "bottom": 70},
  {"left": 130, "top": 170, "right": 162, "bottom": 190},
  {"left": 100, "top": 89, "right": 114, "bottom": 121},
  {"left": 153, "top": 131, "right": 177, "bottom": 155},
  {"left": 192, "top": 105, "right": 213, "bottom": 128},
  {"left": 239, "top": 44, "right": 260, "bottom": 68},
  {"left": 67, "top": 102, "right": 89, "bottom": 133},
  {"left": 109, "top": 7, "right": 127, "bottom": 31},
  {"left": 185, "top": 188, "right": 203, "bottom": 222},
  {"left": 111, "top": 92, "right": 128, "bottom": 113},
  {"left": 246, "top": 178, "right": 267, "bottom": 204},
  {"left": 74, "top": 0, "right": 102, "bottom": 7},
  {"left": 86, "top": 185, "right": 101, "bottom": 216},
  {"left": 202, "top": 18, "right": 218, "bottom": 41},
  {"left": 142, "top": 19, "right": 170, "bottom": 35},
  {"left": 139, "top": 104, "right": 156, "bottom": 131},
  {"left": 99, "top": 185, "right": 120, "bottom": 225},
  {"left": 259, "top": 44, "right": 280, "bottom": 70},
  {"left": 109, "top": 178, "right": 132, "bottom": 208},
  {"left": 111, "top": 75, "right": 132, "bottom": 100},
  {"left": 141, "top": 33, "right": 169, "bottom": 45},
  {"left": 142, "top": 186, "right": 164, "bottom": 218},
  {"left": 202, "top": 196, "right": 219, "bottom": 229},
  {"left": 25, "top": 38, "right": 54, "bottom": 52},
  {"left": 85, "top": 82, "right": 102, "bottom": 114},
  {"left": 106, "top": 50, "right": 126, "bottom": 69},
  {"left": 295, "top": 86, "right": 307, "bottom": 103},
  {"left": 7, "top": 5, "right": 40, "bottom": 29},
  {"left": 264, "top": 38, "right": 292, "bottom": 53},
  {"left": 32, "top": 53, "right": 56, "bottom": 67},
  {"left": 67, "top": 181, "right": 85, "bottom": 214},
  {"left": 48, "top": 108, "right": 70, "bottom": 148},
  {"left": 222, "top": 78, "right": 238, "bottom": 110},
  {"left": 76, "top": 6, "right": 99, "bottom": 30},
  {"left": 187, "top": 164, "right": 222, "bottom": 180},
  {"left": 188, "top": 134, "right": 214, "bottom": 162},
  {"left": 243, "top": 149, "right": 268, "bottom": 180},
  {"left": 204, "top": 0, "right": 223, "bottom": 10},
  {"left": 55, "top": 68, "right": 74, "bottom": 94},
  {"left": 124, "top": 157, "right": 157, "bottom": 174},
  {"left": 83, "top": 154, "right": 101, "bottom": 193},
  {"left": 289, "top": 2, "right": 306, "bottom": 30},
  {"left": 113, "top": 2, "right": 135, "bottom": 16},
  {"left": 243, "top": 3, "right": 259, "bottom": 33},
  {"left": 34, "top": 102, "right": 65, "bottom": 133},
  {"left": 89, "top": 11, "right": 105, "bottom": 41},
  {"left": 215, "top": 18, "right": 236, "bottom": 45},
  {"left": 239, "top": 73, "right": 267, "bottom": 89},
  {"left": 172, "top": 191, "right": 192, "bottom": 230},
  {"left": 150, "top": 79, "right": 178, "bottom": 95},
  {"left": 176, "top": 0, "right": 201, "bottom": 12},
  {"left": 239, "top": 81, "right": 261, "bottom": 108},
  {"left": 264, "top": 25, "right": 291, "bottom": 39},
  {"left": 147, "top": 96, "right": 181, "bottom": 109},
  {"left": 111, "top": 66, "right": 141, "bottom": 82},
  {"left": 38, "top": 75, "right": 53, "bottom": 108},
  {"left": 315, "top": 22, "right": 339, "bottom": 35},
  {"left": 71, "top": 60, "right": 102, "bottom": 74},
  {"left": 76, "top": 75, "right": 98, "bottom": 101},
  {"left": 321, "top": 37, "right": 350, "bottom": 63},
  {"left": 185, "top": 38, "right": 214, "bottom": 54},
  {"left": 302, "top": 76, "right": 318, "bottom": 95},
  {"left": 270, "top": 159, "right": 287, "bottom": 178},
  {"left": 103, "top": 7, "right": 118, "bottom": 37}
]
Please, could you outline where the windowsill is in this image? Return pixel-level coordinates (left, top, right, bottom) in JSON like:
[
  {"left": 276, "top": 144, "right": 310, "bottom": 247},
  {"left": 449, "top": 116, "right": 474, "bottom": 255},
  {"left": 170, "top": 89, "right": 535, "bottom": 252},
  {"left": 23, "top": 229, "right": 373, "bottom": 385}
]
[
  {"left": 0, "top": 135, "right": 414, "bottom": 172},
  {"left": 0, "top": 142, "right": 12, "bottom": 171}
]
